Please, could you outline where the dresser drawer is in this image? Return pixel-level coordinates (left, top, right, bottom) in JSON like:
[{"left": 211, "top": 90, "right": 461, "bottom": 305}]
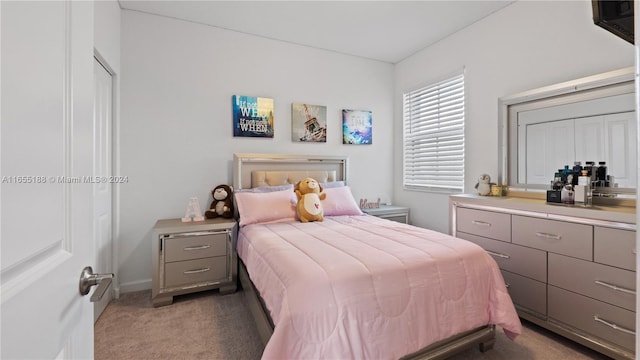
[
  {"left": 594, "top": 227, "right": 635, "bottom": 271},
  {"left": 549, "top": 285, "right": 635, "bottom": 352},
  {"left": 548, "top": 253, "right": 635, "bottom": 311},
  {"left": 502, "top": 270, "right": 546, "bottom": 317},
  {"left": 512, "top": 215, "right": 592, "bottom": 260},
  {"left": 456, "top": 208, "right": 511, "bottom": 242},
  {"left": 457, "top": 232, "right": 546, "bottom": 282},
  {"left": 164, "top": 232, "right": 228, "bottom": 262},
  {"left": 165, "top": 257, "right": 228, "bottom": 288}
]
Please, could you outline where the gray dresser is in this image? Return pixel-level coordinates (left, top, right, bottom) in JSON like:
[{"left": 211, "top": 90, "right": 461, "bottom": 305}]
[{"left": 450, "top": 194, "right": 636, "bottom": 360}]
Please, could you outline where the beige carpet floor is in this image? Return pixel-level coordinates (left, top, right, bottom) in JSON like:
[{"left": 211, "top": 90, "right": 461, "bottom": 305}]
[{"left": 95, "top": 289, "right": 611, "bottom": 360}]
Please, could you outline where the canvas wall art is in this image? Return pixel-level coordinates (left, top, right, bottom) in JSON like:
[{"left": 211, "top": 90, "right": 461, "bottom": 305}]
[
  {"left": 232, "top": 95, "right": 274, "bottom": 138},
  {"left": 291, "top": 103, "right": 327, "bottom": 142},
  {"left": 342, "top": 109, "right": 372, "bottom": 144}
]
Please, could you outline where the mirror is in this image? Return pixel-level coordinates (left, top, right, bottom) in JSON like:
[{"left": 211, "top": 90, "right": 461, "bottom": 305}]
[{"left": 498, "top": 67, "right": 636, "bottom": 196}]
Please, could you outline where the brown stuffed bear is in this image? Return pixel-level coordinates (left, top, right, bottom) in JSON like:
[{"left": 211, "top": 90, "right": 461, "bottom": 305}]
[
  {"left": 205, "top": 184, "right": 234, "bottom": 219},
  {"left": 294, "top": 178, "right": 326, "bottom": 222}
]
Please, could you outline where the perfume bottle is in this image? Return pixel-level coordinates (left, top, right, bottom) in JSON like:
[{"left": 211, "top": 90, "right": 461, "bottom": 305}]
[
  {"left": 584, "top": 161, "right": 595, "bottom": 179},
  {"left": 572, "top": 161, "right": 582, "bottom": 185},
  {"left": 576, "top": 170, "right": 592, "bottom": 205},
  {"left": 552, "top": 172, "right": 563, "bottom": 190},
  {"left": 597, "top": 161, "right": 608, "bottom": 187},
  {"left": 561, "top": 184, "right": 575, "bottom": 204},
  {"left": 578, "top": 170, "right": 590, "bottom": 185}
]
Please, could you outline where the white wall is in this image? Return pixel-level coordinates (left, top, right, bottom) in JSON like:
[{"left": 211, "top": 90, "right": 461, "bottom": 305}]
[
  {"left": 118, "top": 10, "right": 394, "bottom": 291},
  {"left": 94, "top": 0, "right": 121, "bottom": 71},
  {"left": 394, "top": 1, "right": 635, "bottom": 233}
]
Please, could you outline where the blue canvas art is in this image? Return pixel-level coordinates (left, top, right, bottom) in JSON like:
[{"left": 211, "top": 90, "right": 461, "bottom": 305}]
[{"left": 342, "top": 109, "right": 372, "bottom": 145}]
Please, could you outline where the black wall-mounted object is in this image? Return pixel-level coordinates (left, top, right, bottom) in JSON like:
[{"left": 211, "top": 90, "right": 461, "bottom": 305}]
[{"left": 592, "top": 0, "right": 634, "bottom": 44}]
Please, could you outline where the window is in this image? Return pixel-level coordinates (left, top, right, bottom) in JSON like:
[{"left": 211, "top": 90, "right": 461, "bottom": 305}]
[{"left": 403, "top": 74, "right": 465, "bottom": 192}]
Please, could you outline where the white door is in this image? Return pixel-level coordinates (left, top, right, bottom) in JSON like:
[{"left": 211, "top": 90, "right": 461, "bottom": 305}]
[
  {"left": 574, "top": 111, "right": 637, "bottom": 188},
  {"left": 523, "top": 118, "right": 575, "bottom": 185},
  {"left": 93, "top": 58, "right": 114, "bottom": 322},
  {"left": 1, "top": 1, "right": 96, "bottom": 358},
  {"left": 604, "top": 111, "right": 637, "bottom": 188},
  {"left": 574, "top": 115, "right": 606, "bottom": 164}
]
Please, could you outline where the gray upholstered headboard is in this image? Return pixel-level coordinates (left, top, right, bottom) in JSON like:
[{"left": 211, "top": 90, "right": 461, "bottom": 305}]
[
  {"left": 251, "top": 170, "right": 337, "bottom": 187},
  {"left": 233, "top": 153, "right": 348, "bottom": 190}
]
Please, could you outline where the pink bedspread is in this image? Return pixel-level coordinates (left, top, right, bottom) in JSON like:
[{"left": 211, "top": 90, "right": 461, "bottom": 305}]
[{"left": 237, "top": 215, "right": 521, "bottom": 359}]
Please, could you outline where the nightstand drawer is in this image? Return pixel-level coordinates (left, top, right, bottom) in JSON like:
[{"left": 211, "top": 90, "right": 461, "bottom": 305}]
[
  {"left": 165, "top": 257, "right": 227, "bottom": 287},
  {"left": 456, "top": 208, "right": 511, "bottom": 242},
  {"left": 512, "top": 215, "right": 592, "bottom": 260},
  {"left": 379, "top": 214, "right": 409, "bottom": 223},
  {"left": 363, "top": 205, "right": 409, "bottom": 224},
  {"left": 165, "top": 232, "right": 228, "bottom": 262},
  {"left": 594, "top": 227, "right": 635, "bottom": 271}
]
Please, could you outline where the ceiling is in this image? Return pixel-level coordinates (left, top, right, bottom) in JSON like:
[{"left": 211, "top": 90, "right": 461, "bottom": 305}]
[{"left": 119, "top": 1, "right": 515, "bottom": 64}]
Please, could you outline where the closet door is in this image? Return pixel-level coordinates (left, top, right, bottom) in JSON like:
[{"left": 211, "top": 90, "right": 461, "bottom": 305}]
[
  {"left": 523, "top": 118, "right": 574, "bottom": 185},
  {"left": 604, "top": 111, "right": 636, "bottom": 188},
  {"left": 574, "top": 111, "right": 636, "bottom": 188},
  {"left": 574, "top": 115, "right": 605, "bottom": 165}
]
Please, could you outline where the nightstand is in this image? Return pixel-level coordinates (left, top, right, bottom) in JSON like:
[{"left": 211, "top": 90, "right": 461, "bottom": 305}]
[
  {"left": 151, "top": 218, "right": 237, "bottom": 307},
  {"left": 362, "top": 205, "right": 410, "bottom": 224}
]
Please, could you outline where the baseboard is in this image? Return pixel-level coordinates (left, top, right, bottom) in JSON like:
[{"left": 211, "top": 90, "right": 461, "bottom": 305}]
[{"left": 118, "top": 278, "right": 151, "bottom": 294}]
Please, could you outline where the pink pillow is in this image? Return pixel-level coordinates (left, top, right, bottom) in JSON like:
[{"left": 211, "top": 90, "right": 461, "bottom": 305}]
[
  {"left": 235, "top": 189, "right": 296, "bottom": 226},
  {"left": 322, "top": 186, "right": 363, "bottom": 216}
]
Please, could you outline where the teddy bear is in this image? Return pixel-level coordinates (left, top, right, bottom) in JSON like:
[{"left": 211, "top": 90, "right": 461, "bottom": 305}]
[
  {"left": 475, "top": 174, "right": 491, "bottom": 196},
  {"left": 205, "top": 184, "right": 234, "bottom": 219},
  {"left": 294, "top": 178, "right": 326, "bottom": 222}
]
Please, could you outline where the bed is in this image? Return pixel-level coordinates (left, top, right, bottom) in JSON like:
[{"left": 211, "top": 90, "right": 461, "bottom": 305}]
[{"left": 232, "top": 153, "right": 522, "bottom": 359}]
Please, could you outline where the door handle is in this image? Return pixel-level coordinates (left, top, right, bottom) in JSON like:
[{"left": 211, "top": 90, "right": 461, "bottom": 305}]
[{"left": 79, "top": 266, "right": 114, "bottom": 302}]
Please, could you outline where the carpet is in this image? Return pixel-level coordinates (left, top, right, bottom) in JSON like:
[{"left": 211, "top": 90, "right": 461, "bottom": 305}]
[{"left": 95, "top": 289, "right": 610, "bottom": 360}]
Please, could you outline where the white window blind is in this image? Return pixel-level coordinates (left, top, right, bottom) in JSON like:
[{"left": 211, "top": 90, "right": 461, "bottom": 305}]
[{"left": 403, "top": 74, "right": 465, "bottom": 192}]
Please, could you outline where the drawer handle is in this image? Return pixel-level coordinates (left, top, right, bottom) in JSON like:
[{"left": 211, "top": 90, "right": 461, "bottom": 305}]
[
  {"left": 183, "top": 267, "right": 211, "bottom": 274},
  {"left": 593, "top": 315, "right": 635, "bottom": 335},
  {"left": 594, "top": 280, "right": 636, "bottom": 295},
  {"left": 471, "top": 220, "right": 491, "bottom": 227},
  {"left": 183, "top": 245, "right": 211, "bottom": 251},
  {"left": 485, "top": 250, "right": 510, "bottom": 259},
  {"left": 168, "top": 231, "right": 218, "bottom": 238},
  {"left": 504, "top": 282, "right": 510, "bottom": 289},
  {"left": 535, "top": 232, "right": 561, "bottom": 240}
]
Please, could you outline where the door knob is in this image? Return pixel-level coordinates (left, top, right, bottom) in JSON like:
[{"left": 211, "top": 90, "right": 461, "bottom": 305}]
[{"left": 79, "top": 266, "right": 114, "bottom": 302}]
